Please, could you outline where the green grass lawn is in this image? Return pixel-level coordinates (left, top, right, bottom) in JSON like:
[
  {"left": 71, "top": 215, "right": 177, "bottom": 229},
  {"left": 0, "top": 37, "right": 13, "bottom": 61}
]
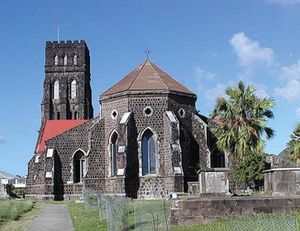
[{"left": 0, "top": 200, "right": 34, "bottom": 224}]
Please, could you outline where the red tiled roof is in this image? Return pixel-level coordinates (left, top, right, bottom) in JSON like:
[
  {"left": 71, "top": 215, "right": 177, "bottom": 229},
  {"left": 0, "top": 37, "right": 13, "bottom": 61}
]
[
  {"left": 36, "top": 120, "right": 87, "bottom": 154},
  {"left": 101, "top": 60, "right": 195, "bottom": 97}
]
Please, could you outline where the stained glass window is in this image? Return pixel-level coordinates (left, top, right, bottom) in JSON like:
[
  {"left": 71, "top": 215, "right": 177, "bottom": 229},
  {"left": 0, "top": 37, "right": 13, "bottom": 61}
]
[{"left": 142, "top": 129, "right": 156, "bottom": 175}]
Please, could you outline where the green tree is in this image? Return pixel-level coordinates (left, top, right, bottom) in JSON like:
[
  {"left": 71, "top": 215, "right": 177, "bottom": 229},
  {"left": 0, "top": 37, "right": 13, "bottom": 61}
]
[
  {"left": 210, "top": 81, "right": 275, "bottom": 185},
  {"left": 286, "top": 123, "right": 300, "bottom": 162}
]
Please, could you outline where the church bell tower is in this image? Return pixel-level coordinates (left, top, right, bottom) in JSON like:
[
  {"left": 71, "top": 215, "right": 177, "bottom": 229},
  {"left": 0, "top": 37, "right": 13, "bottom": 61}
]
[{"left": 41, "top": 40, "right": 93, "bottom": 122}]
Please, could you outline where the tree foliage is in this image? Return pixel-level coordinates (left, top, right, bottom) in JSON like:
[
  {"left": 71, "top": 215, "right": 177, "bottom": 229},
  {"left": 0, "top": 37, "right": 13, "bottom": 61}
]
[
  {"left": 210, "top": 81, "right": 275, "bottom": 161},
  {"left": 210, "top": 81, "right": 275, "bottom": 186},
  {"left": 286, "top": 123, "right": 300, "bottom": 162},
  {"left": 233, "top": 153, "right": 267, "bottom": 188}
]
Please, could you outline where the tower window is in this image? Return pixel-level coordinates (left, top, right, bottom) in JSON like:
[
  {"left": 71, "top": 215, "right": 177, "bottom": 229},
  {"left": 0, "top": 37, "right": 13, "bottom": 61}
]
[
  {"left": 64, "top": 55, "right": 68, "bottom": 66},
  {"left": 71, "top": 80, "right": 77, "bottom": 99},
  {"left": 54, "top": 55, "right": 58, "bottom": 66},
  {"left": 110, "top": 132, "right": 118, "bottom": 177},
  {"left": 142, "top": 129, "right": 157, "bottom": 175},
  {"left": 53, "top": 80, "right": 60, "bottom": 99},
  {"left": 74, "top": 55, "right": 78, "bottom": 65}
]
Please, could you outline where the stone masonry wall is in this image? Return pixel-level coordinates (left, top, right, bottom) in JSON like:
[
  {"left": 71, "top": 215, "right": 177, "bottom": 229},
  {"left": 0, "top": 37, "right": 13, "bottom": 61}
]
[
  {"left": 84, "top": 118, "right": 106, "bottom": 191},
  {"left": 170, "top": 196, "right": 300, "bottom": 225},
  {"left": 45, "top": 120, "right": 94, "bottom": 198}
]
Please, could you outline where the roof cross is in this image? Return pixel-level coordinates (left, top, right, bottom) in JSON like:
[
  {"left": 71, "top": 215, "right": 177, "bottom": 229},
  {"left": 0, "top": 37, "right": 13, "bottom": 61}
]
[{"left": 144, "top": 49, "right": 151, "bottom": 60}]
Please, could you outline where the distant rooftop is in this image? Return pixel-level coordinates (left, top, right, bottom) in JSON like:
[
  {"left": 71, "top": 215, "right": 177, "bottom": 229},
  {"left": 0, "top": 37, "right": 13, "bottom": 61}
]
[{"left": 0, "top": 171, "right": 15, "bottom": 179}]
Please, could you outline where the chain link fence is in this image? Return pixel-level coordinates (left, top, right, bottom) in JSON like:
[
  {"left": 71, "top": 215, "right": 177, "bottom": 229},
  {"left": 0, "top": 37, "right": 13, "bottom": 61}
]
[
  {"left": 83, "top": 189, "right": 131, "bottom": 231},
  {"left": 134, "top": 200, "right": 171, "bottom": 231},
  {"left": 83, "top": 188, "right": 299, "bottom": 231},
  {"left": 230, "top": 213, "right": 297, "bottom": 231}
]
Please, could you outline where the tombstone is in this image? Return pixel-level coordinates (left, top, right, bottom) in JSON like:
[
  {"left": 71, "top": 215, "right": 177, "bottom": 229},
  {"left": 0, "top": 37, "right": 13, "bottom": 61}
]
[
  {"left": 199, "top": 168, "right": 230, "bottom": 195},
  {"left": 0, "top": 183, "right": 8, "bottom": 198}
]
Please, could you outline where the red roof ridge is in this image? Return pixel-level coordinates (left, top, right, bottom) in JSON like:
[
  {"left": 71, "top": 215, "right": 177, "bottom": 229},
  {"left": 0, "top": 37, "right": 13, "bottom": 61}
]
[{"left": 35, "top": 119, "right": 88, "bottom": 154}]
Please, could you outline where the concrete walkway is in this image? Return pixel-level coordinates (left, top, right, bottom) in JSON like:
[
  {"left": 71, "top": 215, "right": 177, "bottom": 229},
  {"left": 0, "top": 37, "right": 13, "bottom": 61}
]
[{"left": 27, "top": 204, "right": 74, "bottom": 231}]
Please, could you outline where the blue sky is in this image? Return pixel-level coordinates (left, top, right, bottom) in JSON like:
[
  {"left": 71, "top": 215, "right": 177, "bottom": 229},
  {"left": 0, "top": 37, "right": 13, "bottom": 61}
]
[{"left": 1, "top": 0, "right": 300, "bottom": 175}]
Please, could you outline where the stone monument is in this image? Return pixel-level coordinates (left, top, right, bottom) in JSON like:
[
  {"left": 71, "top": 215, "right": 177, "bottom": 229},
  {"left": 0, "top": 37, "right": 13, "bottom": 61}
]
[{"left": 0, "top": 183, "right": 8, "bottom": 198}]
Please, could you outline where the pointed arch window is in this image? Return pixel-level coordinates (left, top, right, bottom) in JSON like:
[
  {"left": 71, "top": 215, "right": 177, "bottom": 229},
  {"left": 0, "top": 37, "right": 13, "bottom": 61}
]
[
  {"left": 64, "top": 55, "right": 68, "bottom": 66},
  {"left": 73, "top": 54, "right": 78, "bottom": 65},
  {"left": 71, "top": 80, "right": 77, "bottom": 99},
  {"left": 73, "top": 150, "right": 86, "bottom": 183},
  {"left": 142, "top": 129, "right": 157, "bottom": 175},
  {"left": 53, "top": 80, "right": 60, "bottom": 99},
  {"left": 110, "top": 132, "right": 118, "bottom": 177},
  {"left": 54, "top": 55, "right": 58, "bottom": 65}
]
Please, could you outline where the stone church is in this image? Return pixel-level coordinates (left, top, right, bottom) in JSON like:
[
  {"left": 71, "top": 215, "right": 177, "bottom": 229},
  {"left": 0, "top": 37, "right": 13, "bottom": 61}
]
[{"left": 26, "top": 40, "right": 225, "bottom": 200}]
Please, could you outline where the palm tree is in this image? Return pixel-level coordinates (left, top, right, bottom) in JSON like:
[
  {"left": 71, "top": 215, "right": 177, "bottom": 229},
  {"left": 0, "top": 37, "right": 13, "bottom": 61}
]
[
  {"left": 286, "top": 123, "right": 300, "bottom": 163},
  {"left": 210, "top": 81, "right": 275, "bottom": 162}
]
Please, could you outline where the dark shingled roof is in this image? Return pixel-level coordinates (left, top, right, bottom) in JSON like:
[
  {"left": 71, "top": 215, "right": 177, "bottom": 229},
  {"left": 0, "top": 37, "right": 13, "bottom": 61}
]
[{"left": 102, "top": 60, "right": 195, "bottom": 97}]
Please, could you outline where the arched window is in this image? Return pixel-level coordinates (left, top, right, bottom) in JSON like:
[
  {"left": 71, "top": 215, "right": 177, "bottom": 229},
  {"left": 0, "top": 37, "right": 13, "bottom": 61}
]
[
  {"left": 54, "top": 55, "right": 58, "bottom": 65},
  {"left": 110, "top": 132, "right": 118, "bottom": 177},
  {"left": 73, "top": 54, "right": 78, "bottom": 65},
  {"left": 64, "top": 55, "right": 68, "bottom": 66},
  {"left": 53, "top": 80, "right": 60, "bottom": 99},
  {"left": 73, "top": 150, "right": 86, "bottom": 183},
  {"left": 142, "top": 129, "right": 157, "bottom": 175},
  {"left": 71, "top": 80, "right": 77, "bottom": 99}
]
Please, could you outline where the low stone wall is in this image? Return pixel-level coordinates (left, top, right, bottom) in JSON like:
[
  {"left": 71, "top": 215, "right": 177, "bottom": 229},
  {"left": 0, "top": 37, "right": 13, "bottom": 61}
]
[{"left": 170, "top": 196, "right": 300, "bottom": 225}]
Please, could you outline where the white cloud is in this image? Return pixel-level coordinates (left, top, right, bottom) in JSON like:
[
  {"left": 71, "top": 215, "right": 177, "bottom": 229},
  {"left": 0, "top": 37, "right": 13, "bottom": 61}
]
[
  {"left": 280, "top": 60, "right": 300, "bottom": 79},
  {"left": 229, "top": 32, "right": 274, "bottom": 67},
  {"left": 274, "top": 79, "right": 300, "bottom": 101},
  {"left": 253, "top": 83, "right": 269, "bottom": 98},
  {"left": 0, "top": 135, "right": 5, "bottom": 144},
  {"left": 265, "top": 0, "right": 300, "bottom": 5},
  {"left": 204, "top": 84, "right": 228, "bottom": 105},
  {"left": 296, "top": 107, "right": 300, "bottom": 117},
  {"left": 194, "top": 66, "right": 216, "bottom": 81}
]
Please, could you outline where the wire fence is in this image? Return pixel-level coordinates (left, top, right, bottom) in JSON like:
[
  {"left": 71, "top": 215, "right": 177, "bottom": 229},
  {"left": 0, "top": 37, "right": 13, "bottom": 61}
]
[
  {"left": 83, "top": 189, "right": 132, "bottom": 231},
  {"left": 83, "top": 188, "right": 299, "bottom": 231},
  {"left": 134, "top": 200, "right": 171, "bottom": 231},
  {"left": 230, "top": 213, "right": 297, "bottom": 231}
]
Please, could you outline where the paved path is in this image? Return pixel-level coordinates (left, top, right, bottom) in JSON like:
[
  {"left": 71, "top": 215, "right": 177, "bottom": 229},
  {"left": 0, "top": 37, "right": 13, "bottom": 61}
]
[{"left": 27, "top": 204, "right": 74, "bottom": 231}]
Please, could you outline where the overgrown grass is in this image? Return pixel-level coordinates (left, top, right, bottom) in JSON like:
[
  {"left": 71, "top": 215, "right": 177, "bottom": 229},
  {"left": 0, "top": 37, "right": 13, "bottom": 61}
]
[
  {"left": 0, "top": 200, "right": 34, "bottom": 224},
  {"left": 0, "top": 202, "right": 41, "bottom": 231},
  {"left": 68, "top": 202, "right": 107, "bottom": 231}
]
